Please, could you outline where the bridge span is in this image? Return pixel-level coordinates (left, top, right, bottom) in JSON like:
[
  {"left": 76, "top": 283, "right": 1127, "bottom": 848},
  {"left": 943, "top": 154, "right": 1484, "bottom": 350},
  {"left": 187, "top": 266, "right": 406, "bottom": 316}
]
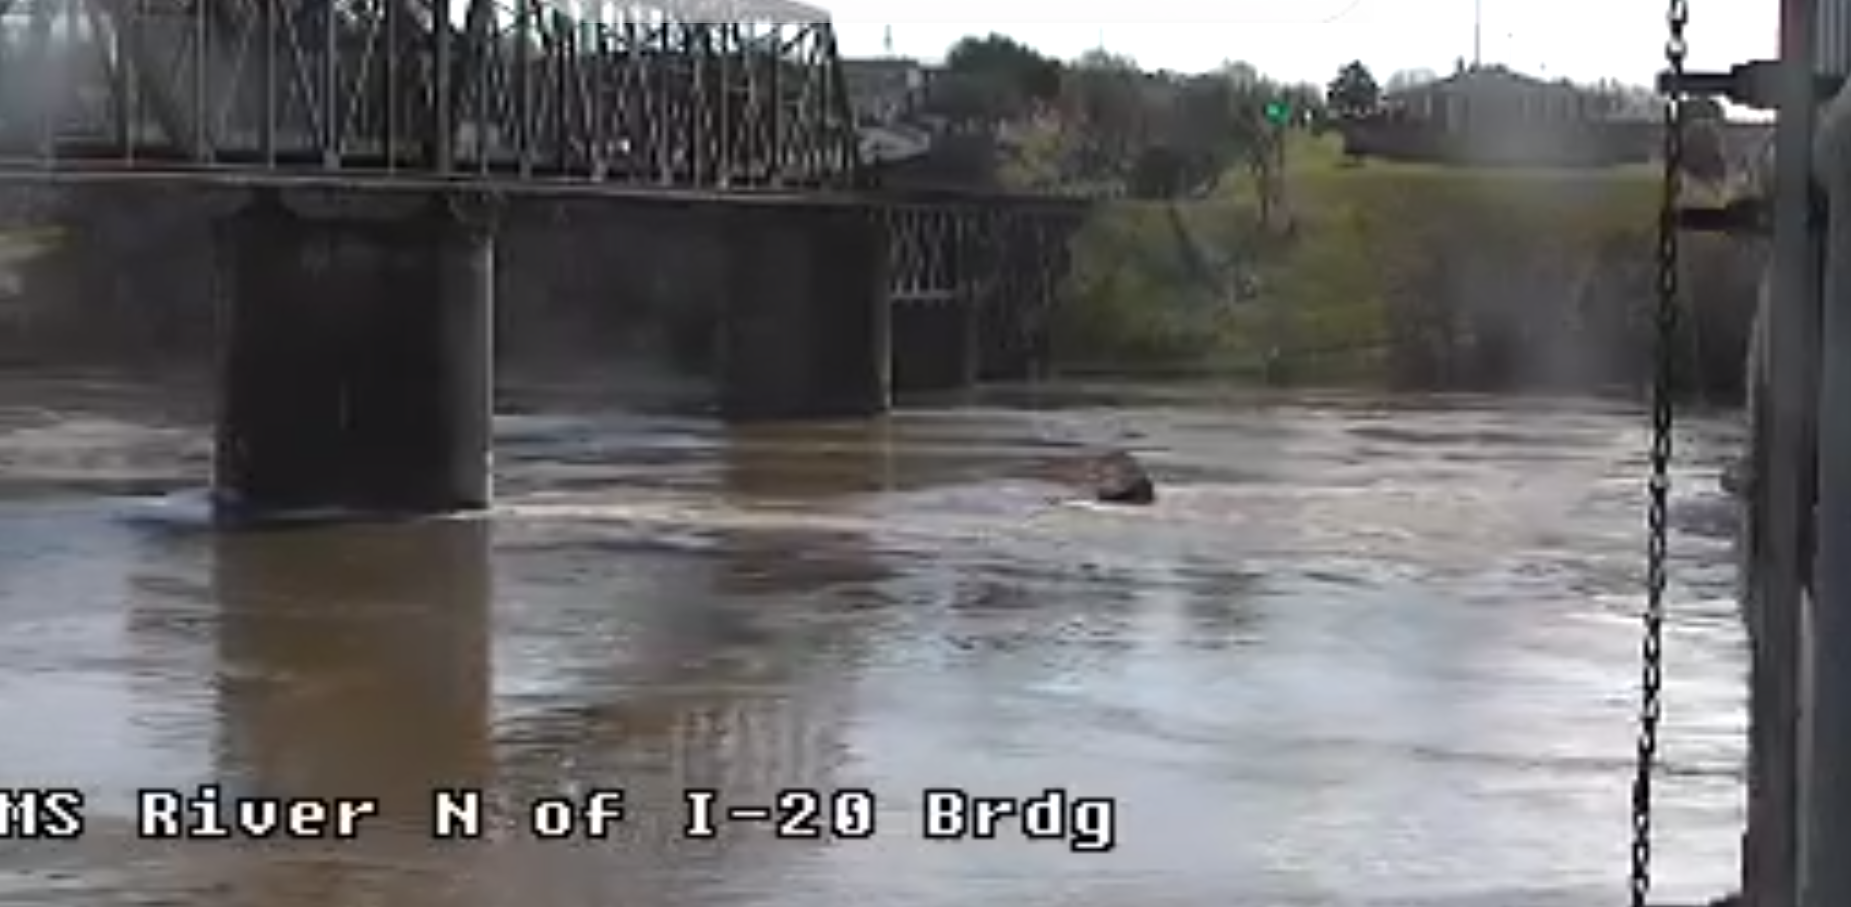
[{"left": 0, "top": 0, "right": 1092, "bottom": 521}]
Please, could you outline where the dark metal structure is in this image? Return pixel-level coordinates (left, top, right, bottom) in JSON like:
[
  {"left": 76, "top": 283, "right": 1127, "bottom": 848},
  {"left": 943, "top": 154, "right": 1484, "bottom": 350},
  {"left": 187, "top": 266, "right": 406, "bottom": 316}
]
[
  {"left": 1647, "top": 0, "right": 1851, "bottom": 904},
  {"left": 0, "top": 0, "right": 1093, "bottom": 368},
  {"left": 874, "top": 195, "right": 1082, "bottom": 383},
  {"left": 0, "top": 0, "right": 861, "bottom": 188}
]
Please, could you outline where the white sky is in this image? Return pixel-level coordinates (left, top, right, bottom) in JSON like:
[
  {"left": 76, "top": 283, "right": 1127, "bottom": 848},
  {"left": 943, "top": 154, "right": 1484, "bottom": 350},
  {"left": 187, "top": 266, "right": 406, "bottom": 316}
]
[{"left": 823, "top": 0, "right": 1777, "bottom": 88}]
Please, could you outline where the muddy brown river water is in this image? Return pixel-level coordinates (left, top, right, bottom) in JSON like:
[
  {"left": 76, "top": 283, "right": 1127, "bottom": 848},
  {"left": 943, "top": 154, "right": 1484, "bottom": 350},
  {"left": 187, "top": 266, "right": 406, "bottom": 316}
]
[{"left": 0, "top": 372, "right": 1746, "bottom": 906}]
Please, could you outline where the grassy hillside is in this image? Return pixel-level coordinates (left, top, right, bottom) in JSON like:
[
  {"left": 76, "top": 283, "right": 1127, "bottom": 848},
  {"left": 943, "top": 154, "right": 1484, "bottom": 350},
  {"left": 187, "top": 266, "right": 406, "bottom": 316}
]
[{"left": 1050, "top": 134, "right": 1757, "bottom": 395}]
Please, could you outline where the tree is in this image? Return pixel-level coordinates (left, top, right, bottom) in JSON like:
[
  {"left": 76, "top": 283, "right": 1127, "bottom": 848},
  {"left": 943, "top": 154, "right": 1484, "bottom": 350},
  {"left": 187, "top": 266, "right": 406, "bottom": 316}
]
[
  {"left": 1219, "top": 60, "right": 1263, "bottom": 86},
  {"left": 923, "top": 72, "right": 1011, "bottom": 127},
  {"left": 1135, "top": 72, "right": 1246, "bottom": 197},
  {"left": 1276, "top": 82, "right": 1326, "bottom": 126},
  {"left": 1057, "top": 50, "right": 1150, "bottom": 180},
  {"left": 924, "top": 33, "right": 1064, "bottom": 125},
  {"left": 1385, "top": 68, "right": 1438, "bottom": 93},
  {"left": 1325, "top": 61, "right": 1381, "bottom": 120}
]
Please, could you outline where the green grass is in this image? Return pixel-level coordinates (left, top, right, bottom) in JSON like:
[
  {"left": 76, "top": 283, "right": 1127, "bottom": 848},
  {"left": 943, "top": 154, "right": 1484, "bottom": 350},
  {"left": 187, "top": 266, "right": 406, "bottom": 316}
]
[{"left": 1048, "top": 133, "right": 1736, "bottom": 384}]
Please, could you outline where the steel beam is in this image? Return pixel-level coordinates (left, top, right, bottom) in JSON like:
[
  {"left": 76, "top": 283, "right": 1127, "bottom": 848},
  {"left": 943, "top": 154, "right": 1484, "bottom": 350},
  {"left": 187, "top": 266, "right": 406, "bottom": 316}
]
[
  {"left": 0, "top": 0, "right": 862, "bottom": 188},
  {"left": 1802, "top": 0, "right": 1851, "bottom": 904}
]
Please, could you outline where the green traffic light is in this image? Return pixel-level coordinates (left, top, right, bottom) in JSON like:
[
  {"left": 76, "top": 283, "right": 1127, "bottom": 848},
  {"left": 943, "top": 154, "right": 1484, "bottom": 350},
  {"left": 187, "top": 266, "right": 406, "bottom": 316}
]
[{"left": 1263, "top": 101, "right": 1290, "bottom": 125}]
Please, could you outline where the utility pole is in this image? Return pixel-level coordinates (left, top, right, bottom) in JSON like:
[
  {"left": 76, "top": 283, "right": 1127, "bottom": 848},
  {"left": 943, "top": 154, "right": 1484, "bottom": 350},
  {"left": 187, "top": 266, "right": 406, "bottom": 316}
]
[{"left": 1472, "top": 0, "right": 1483, "bottom": 68}]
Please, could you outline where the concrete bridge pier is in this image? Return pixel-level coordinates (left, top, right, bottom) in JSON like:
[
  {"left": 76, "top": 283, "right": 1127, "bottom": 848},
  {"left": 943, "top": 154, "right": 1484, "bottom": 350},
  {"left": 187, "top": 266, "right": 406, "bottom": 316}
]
[
  {"left": 891, "top": 295, "right": 979, "bottom": 393},
  {"left": 891, "top": 212, "right": 981, "bottom": 394},
  {"left": 977, "top": 221, "right": 1045, "bottom": 383},
  {"left": 717, "top": 204, "right": 889, "bottom": 419},
  {"left": 212, "top": 190, "right": 496, "bottom": 522},
  {"left": 972, "top": 211, "right": 1081, "bottom": 383}
]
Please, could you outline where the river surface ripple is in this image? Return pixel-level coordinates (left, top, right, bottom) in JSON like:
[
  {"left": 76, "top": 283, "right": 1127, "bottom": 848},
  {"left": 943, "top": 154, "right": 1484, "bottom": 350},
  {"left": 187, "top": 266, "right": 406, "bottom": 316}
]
[{"left": 0, "top": 376, "right": 1745, "bottom": 907}]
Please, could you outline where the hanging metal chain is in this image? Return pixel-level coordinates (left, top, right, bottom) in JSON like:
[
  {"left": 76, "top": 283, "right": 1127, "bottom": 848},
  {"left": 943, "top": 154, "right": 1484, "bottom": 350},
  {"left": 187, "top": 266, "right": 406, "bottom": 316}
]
[{"left": 1634, "top": 1, "right": 1687, "bottom": 905}]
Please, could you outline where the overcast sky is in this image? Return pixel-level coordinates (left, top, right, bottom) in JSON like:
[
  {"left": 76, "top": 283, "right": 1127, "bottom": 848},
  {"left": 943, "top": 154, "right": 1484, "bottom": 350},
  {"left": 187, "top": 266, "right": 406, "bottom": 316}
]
[{"left": 821, "top": 0, "right": 1777, "bottom": 88}]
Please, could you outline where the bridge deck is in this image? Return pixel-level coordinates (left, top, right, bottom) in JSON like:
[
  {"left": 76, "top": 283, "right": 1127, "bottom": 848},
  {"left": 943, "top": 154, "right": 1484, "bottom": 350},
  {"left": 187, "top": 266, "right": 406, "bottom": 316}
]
[{"left": 0, "top": 158, "right": 1093, "bottom": 213}]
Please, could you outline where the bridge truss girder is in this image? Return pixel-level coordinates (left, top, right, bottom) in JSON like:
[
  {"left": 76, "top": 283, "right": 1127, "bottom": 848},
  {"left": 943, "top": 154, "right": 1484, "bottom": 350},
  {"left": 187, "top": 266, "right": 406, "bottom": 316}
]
[
  {"left": 0, "top": 0, "right": 862, "bottom": 187},
  {"left": 878, "top": 202, "right": 1082, "bottom": 305}
]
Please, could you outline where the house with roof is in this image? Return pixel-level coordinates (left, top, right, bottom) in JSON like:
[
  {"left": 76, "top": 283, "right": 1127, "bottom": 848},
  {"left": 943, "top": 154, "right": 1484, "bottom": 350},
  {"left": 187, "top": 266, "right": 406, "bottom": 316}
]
[
  {"left": 840, "top": 57, "right": 933, "bottom": 127},
  {"left": 1382, "top": 65, "right": 1622, "bottom": 133},
  {"left": 1344, "top": 65, "right": 1650, "bottom": 167}
]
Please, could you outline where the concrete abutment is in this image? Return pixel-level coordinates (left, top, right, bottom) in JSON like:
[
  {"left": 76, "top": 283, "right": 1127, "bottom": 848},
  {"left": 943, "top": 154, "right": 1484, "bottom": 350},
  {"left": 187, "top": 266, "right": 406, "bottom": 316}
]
[
  {"left": 890, "top": 214, "right": 980, "bottom": 395},
  {"left": 892, "top": 298, "right": 979, "bottom": 394},
  {"left": 976, "top": 213, "right": 1076, "bottom": 383}
]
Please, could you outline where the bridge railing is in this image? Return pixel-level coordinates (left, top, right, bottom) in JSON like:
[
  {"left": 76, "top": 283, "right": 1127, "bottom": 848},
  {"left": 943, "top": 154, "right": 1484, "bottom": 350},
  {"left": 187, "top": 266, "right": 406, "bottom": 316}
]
[{"left": 0, "top": 0, "right": 862, "bottom": 189}]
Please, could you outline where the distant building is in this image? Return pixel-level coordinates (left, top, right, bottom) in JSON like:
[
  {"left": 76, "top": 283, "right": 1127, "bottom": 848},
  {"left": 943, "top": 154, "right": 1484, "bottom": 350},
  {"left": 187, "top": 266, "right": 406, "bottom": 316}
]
[
  {"left": 1348, "top": 65, "right": 1647, "bottom": 167},
  {"left": 1382, "top": 65, "right": 1620, "bottom": 131},
  {"left": 838, "top": 57, "right": 938, "bottom": 165},
  {"left": 838, "top": 57, "right": 932, "bottom": 126}
]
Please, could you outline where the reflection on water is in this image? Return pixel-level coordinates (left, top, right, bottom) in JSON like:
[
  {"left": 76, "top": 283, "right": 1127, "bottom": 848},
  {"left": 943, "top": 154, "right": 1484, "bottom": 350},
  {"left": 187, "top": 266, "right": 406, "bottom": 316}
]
[
  {"left": 211, "top": 523, "right": 494, "bottom": 819},
  {"left": 0, "top": 374, "right": 1745, "bottom": 906}
]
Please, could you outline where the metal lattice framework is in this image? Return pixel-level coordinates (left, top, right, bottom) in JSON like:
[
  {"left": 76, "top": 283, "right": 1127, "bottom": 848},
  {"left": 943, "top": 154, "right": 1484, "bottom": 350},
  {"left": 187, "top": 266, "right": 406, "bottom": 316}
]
[
  {"left": 876, "top": 201, "right": 1083, "bottom": 348},
  {"left": 0, "top": 0, "right": 862, "bottom": 188},
  {"left": 973, "top": 208, "right": 1076, "bottom": 368},
  {"left": 878, "top": 202, "right": 959, "bottom": 303}
]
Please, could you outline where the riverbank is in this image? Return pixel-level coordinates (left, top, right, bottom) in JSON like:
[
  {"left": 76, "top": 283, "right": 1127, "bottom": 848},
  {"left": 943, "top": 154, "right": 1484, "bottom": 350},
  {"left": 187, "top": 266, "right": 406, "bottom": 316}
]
[{"left": 1050, "top": 135, "right": 1759, "bottom": 399}]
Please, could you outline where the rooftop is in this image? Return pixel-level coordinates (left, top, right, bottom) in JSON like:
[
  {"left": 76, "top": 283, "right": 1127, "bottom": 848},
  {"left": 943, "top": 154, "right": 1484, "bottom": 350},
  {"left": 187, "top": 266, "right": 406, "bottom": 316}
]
[{"left": 1388, "top": 65, "right": 1580, "bottom": 99}]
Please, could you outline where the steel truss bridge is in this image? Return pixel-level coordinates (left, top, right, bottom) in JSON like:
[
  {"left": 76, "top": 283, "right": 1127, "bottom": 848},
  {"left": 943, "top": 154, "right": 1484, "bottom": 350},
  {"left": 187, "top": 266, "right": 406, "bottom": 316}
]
[
  {"left": 0, "top": 0, "right": 863, "bottom": 189},
  {"left": 0, "top": 0, "right": 1088, "bottom": 366}
]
